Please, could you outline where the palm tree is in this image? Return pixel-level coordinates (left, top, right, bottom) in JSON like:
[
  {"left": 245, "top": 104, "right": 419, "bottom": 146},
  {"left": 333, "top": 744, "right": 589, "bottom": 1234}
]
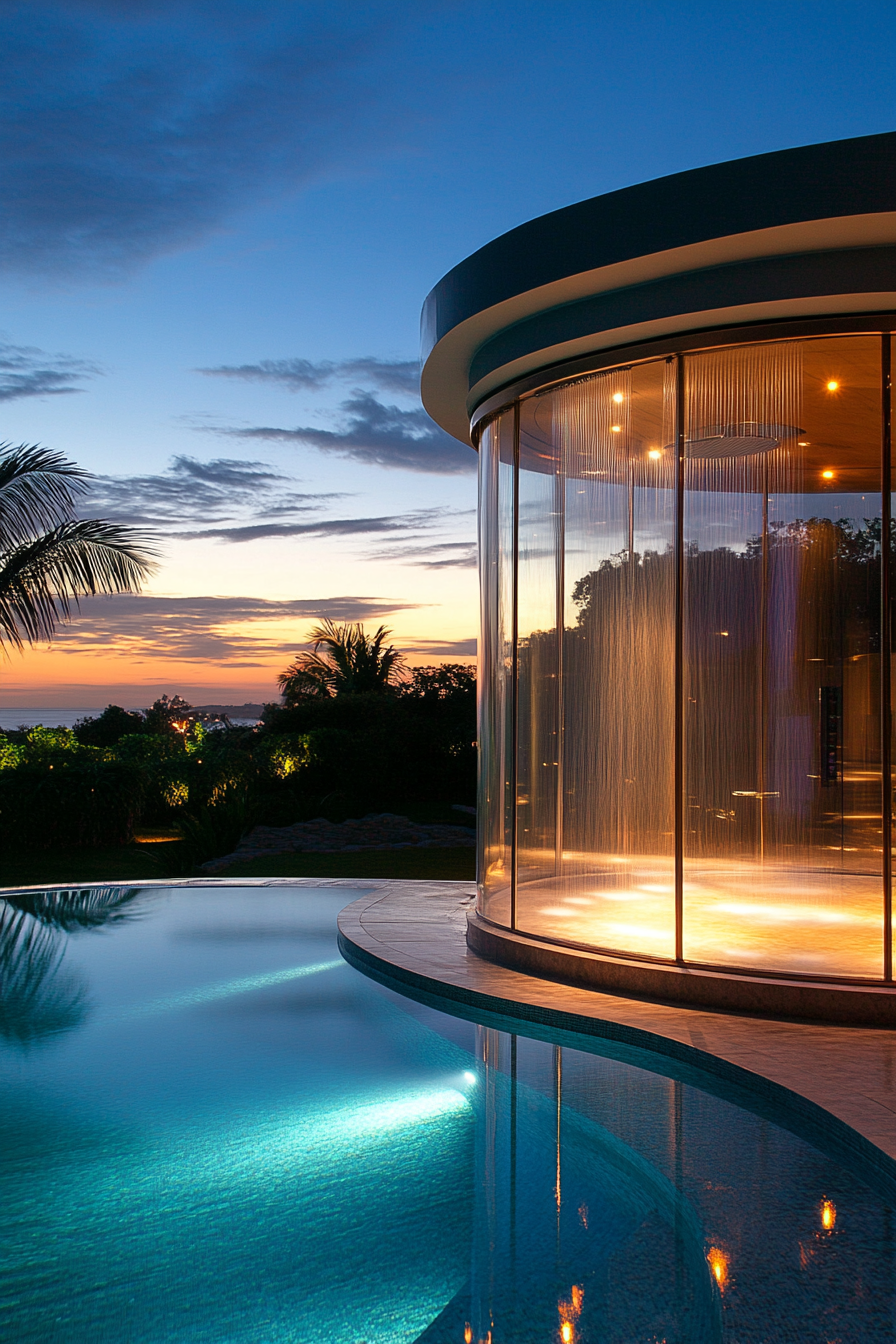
[
  {"left": 0, "top": 443, "right": 156, "bottom": 650},
  {"left": 278, "top": 620, "right": 406, "bottom": 702}
]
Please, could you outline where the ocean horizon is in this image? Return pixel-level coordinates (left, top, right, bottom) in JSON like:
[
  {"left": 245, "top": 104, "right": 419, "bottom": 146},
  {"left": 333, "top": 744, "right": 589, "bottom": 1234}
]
[{"left": 0, "top": 707, "right": 263, "bottom": 731}]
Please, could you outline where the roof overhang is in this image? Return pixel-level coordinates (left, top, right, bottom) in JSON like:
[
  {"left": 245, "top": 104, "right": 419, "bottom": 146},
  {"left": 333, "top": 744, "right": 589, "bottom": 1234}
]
[{"left": 420, "top": 133, "right": 896, "bottom": 446}]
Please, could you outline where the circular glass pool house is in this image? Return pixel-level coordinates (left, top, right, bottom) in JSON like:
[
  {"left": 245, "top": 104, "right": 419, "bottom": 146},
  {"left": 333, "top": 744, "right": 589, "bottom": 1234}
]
[{"left": 421, "top": 132, "right": 896, "bottom": 1020}]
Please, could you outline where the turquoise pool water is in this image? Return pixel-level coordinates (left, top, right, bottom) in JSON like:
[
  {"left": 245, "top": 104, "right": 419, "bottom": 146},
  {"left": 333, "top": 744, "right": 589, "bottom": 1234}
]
[{"left": 0, "top": 884, "right": 894, "bottom": 1343}]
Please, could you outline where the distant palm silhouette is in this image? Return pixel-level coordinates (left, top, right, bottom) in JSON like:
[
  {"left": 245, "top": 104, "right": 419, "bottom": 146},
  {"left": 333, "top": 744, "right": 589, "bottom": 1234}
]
[
  {"left": 278, "top": 620, "right": 405, "bottom": 701},
  {"left": 0, "top": 443, "right": 156, "bottom": 651}
]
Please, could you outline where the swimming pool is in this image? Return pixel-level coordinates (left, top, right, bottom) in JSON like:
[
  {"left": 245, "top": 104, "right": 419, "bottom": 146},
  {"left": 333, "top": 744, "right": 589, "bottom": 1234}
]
[{"left": 0, "top": 883, "right": 894, "bottom": 1342}]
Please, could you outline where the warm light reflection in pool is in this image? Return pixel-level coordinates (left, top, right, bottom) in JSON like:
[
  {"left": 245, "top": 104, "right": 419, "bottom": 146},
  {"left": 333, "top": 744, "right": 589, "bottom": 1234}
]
[
  {"left": 558, "top": 1283, "right": 584, "bottom": 1342},
  {"left": 707, "top": 1246, "right": 730, "bottom": 1293}
]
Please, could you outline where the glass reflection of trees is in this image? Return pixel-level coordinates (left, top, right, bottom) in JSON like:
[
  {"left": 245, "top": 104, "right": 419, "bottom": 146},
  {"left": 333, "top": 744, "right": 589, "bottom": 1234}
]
[
  {"left": 0, "top": 886, "right": 142, "bottom": 1046},
  {"left": 569, "top": 513, "right": 882, "bottom": 863}
]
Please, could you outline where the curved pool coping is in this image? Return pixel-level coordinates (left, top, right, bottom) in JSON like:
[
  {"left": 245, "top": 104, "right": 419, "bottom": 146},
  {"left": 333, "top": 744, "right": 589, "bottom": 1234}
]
[{"left": 337, "top": 882, "right": 896, "bottom": 1199}]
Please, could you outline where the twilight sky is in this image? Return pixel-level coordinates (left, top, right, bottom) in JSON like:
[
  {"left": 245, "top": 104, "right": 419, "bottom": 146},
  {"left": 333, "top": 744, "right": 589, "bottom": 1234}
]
[{"left": 0, "top": 0, "right": 894, "bottom": 707}]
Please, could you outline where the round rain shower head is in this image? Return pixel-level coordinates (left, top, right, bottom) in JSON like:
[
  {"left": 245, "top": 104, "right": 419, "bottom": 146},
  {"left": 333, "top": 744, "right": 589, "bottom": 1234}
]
[{"left": 685, "top": 422, "right": 800, "bottom": 460}]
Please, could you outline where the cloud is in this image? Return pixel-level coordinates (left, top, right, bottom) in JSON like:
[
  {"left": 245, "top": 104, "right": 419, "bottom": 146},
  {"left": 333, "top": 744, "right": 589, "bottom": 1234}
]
[
  {"left": 85, "top": 454, "right": 344, "bottom": 535},
  {"left": 403, "top": 637, "right": 476, "bottom": 657},
  {"left": 366, "top": 538, "right": 477, "bottom": 569},
  {"left": 85, "top": 457, "right": 460, "bottom": 543},
  {"left": 178, "top": 508, "right": 452, "bottom": 543},
  {"left": 198, "top": 356, "right": 420, "bottom": 397},
  {"left": 0, "top": 340, "right": 100, "bottom": 401},
  {"left": 216, "top": 391, "right": 475, "bottom": 474},
  {"left": 0, "top": 2, "right": 422, "bottom": 276},
  {"left": 48, "top": 592, "right": 421, "bottom": 665}
]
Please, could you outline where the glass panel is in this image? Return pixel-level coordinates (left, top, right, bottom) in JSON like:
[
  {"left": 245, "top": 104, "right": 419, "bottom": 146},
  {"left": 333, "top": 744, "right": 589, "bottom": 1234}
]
[
  {"left": 477, "top": 411, "right": 515, "bottom": 924},
  {"left": 515, "top": 363, "right": 676, "bottom": 957},
  {"left": 515, "top": 396, "right": 561, "bottom": 904},
  {"left": 683, "top": 337, "right": 883, "bottom": 977},
  {"left": 891, "top": 336, "right": 895, "bottom": 968}
]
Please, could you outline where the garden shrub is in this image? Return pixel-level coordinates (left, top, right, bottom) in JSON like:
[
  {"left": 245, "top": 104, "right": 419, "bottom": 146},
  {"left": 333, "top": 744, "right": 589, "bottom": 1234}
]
[
  {"left": 0, "top": 760, "right": 146, "bottom": 850},
  {"left": 73, "top": 705, "right": 146, "bottom": 747},
  {"left": 0, "top": 736, "right": 23, "bottom": 770}
]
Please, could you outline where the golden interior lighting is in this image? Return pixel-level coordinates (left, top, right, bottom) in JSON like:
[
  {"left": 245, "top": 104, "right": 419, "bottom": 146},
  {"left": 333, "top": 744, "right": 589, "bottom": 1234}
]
[
  {"left": 822, "top": 470, "right": 835, "bottom": 480},
  {"left": 821, "top": 1198, "right": 836, "bottom": 1231},
  {"left": 798, "top": 440, "right": 810, "bottom": 446},
  {"left": 648, "top": 448, "right": 662, "bottom": 459},
  {"left": 826, "top": 379, "right": 840, "bottom": 391},
  {"left": 612, "top": 391, "right": 624, "bottom": 403},
  {"left": 610, "top": 424, "right": 622, "bottom": 432},
  {"left": 464, "top": 1327, "right": 472, "bottom": 1344},
  {"left": 707, "top": 1246, "right": 729, "bottom": 1292}
]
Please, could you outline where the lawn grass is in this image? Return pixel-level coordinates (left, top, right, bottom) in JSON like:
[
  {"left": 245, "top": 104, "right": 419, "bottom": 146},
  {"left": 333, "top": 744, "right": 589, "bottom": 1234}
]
[
  {"left": 215, "top": 846, "right": 475, "bottom": 880},
  {"left": 0, "top": 842, "right": 475, "bottom": 888},
  {"left": 0, "top": 843, "right": 189, "bottom": 889}
]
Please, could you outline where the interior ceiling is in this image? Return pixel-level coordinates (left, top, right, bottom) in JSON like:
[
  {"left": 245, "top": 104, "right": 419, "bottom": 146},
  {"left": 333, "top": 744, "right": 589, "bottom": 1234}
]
[{"left": 515, "top": 335, "right": 888, "bottom": 494}]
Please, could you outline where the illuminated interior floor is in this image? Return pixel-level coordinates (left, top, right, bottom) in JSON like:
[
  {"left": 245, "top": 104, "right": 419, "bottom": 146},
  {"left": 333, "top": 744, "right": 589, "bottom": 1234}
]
[{"left": 484, "top": 853, "right": 886, "bottom": 978}]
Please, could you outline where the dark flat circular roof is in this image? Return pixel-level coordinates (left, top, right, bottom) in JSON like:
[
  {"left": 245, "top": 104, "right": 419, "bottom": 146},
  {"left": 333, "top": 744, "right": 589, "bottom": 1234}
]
[{"left": 421, "top": 132, "right": 896, "bottom": 443}]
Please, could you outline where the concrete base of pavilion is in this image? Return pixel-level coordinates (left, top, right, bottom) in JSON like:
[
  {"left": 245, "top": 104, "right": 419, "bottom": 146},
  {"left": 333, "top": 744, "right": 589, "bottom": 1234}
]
[
  {"left": 337, "top": 880, "right": 896, "bottom": 1188},
  {"left": 467, "top": 911, "right": 896, "bottom": 1027}
]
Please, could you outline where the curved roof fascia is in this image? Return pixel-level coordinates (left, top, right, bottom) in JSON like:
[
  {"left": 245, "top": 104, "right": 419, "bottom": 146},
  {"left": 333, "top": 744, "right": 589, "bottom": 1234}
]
[{"left": 420, "top": 132, "right": 896, "bottom": 445}]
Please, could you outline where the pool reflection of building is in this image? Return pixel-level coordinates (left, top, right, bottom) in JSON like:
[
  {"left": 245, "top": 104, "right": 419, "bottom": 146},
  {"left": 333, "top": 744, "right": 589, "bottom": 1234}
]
[
  {"left": 421, "top": 132, "right": 896, "bottom": 1016},
  {"left": 417, "top": 1030, "right": 891, "bottom": 1344}
]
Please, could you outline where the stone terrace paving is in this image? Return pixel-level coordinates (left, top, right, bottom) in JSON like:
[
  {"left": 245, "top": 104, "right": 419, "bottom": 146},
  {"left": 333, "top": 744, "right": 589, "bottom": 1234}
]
[{"left": 202, "top": 812, "right": 476, "bottom": 872}]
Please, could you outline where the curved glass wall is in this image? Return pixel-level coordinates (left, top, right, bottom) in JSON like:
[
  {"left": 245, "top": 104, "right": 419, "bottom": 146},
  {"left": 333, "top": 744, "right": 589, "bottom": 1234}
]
[{"left": 477, "top": 333, "right": 894, "bottom": 980}]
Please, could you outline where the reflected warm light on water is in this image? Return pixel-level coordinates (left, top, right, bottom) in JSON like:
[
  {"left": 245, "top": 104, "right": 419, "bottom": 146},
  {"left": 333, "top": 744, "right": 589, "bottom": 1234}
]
[{"left": 706, "top": 1246, "right": 730, "bottom": 1293}]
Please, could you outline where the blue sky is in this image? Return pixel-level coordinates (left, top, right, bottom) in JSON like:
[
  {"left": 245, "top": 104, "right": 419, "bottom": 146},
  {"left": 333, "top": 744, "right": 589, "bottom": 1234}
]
[{"left": 0, "top": 0, "right": 894, "bottom": 705}]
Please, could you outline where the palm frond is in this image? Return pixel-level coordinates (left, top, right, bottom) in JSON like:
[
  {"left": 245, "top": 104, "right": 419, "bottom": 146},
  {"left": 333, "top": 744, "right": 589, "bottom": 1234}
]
[
  {"left": 0, "top": 519, "right": 158, "bottom": 650},
  {"left": 0, "top": 443, "right": 91, "bottom": 548},
  {"left": 4, "top": 885, "right": 144, "bottom": 931},
  {"left": 280, "top": 620, "right": 405, "bottom": 700},
  {"left": 0, "top": 905, "right": 87, "bottom": 1045}
]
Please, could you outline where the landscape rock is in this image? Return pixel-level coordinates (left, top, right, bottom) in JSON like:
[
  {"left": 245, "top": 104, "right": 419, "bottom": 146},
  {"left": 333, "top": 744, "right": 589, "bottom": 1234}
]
[{"left": 200, "top": 811, "right": 476, "bottom": 873}]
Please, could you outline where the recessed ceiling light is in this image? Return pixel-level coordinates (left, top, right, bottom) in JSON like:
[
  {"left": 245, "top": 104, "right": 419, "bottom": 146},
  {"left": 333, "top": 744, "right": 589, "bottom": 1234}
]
[
  {"left": 822, "top": 470, "right": 835, "bottom": 480},
  {"left": 612, "top": 392, "right": 624, "bottom": 403},
  {"left": 826, "top": 380, "right": 839, "bottom": 392},
  {"left": 648, "top": 449, "right": 662, "bottom": 460},
  {"left": 611, "top": 425, "right": 622, "bottom": 432}
]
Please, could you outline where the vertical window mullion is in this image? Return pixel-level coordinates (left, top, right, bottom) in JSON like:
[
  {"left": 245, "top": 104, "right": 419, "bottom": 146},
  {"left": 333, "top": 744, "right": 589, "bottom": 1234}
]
[
  {"left": 511, "top": 401, "right": 520, "bottom": 932},
  {"left": 674, "top": 354, "right": 685, "bottom": 964},
  {"left": 883, "top": 331, "right": 893, "bottom": 981}
]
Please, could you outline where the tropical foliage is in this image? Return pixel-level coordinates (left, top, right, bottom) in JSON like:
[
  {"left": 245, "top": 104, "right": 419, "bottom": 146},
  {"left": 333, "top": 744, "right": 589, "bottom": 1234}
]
[
  {"left": 0, "top": 443, "right": 156, "bottom": 651},
  {"left": 0, "top": 636, "right": 476, "bottom": 862},
  {"left": 278, "top": 620, "right": 406, "bottom": 702}
]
